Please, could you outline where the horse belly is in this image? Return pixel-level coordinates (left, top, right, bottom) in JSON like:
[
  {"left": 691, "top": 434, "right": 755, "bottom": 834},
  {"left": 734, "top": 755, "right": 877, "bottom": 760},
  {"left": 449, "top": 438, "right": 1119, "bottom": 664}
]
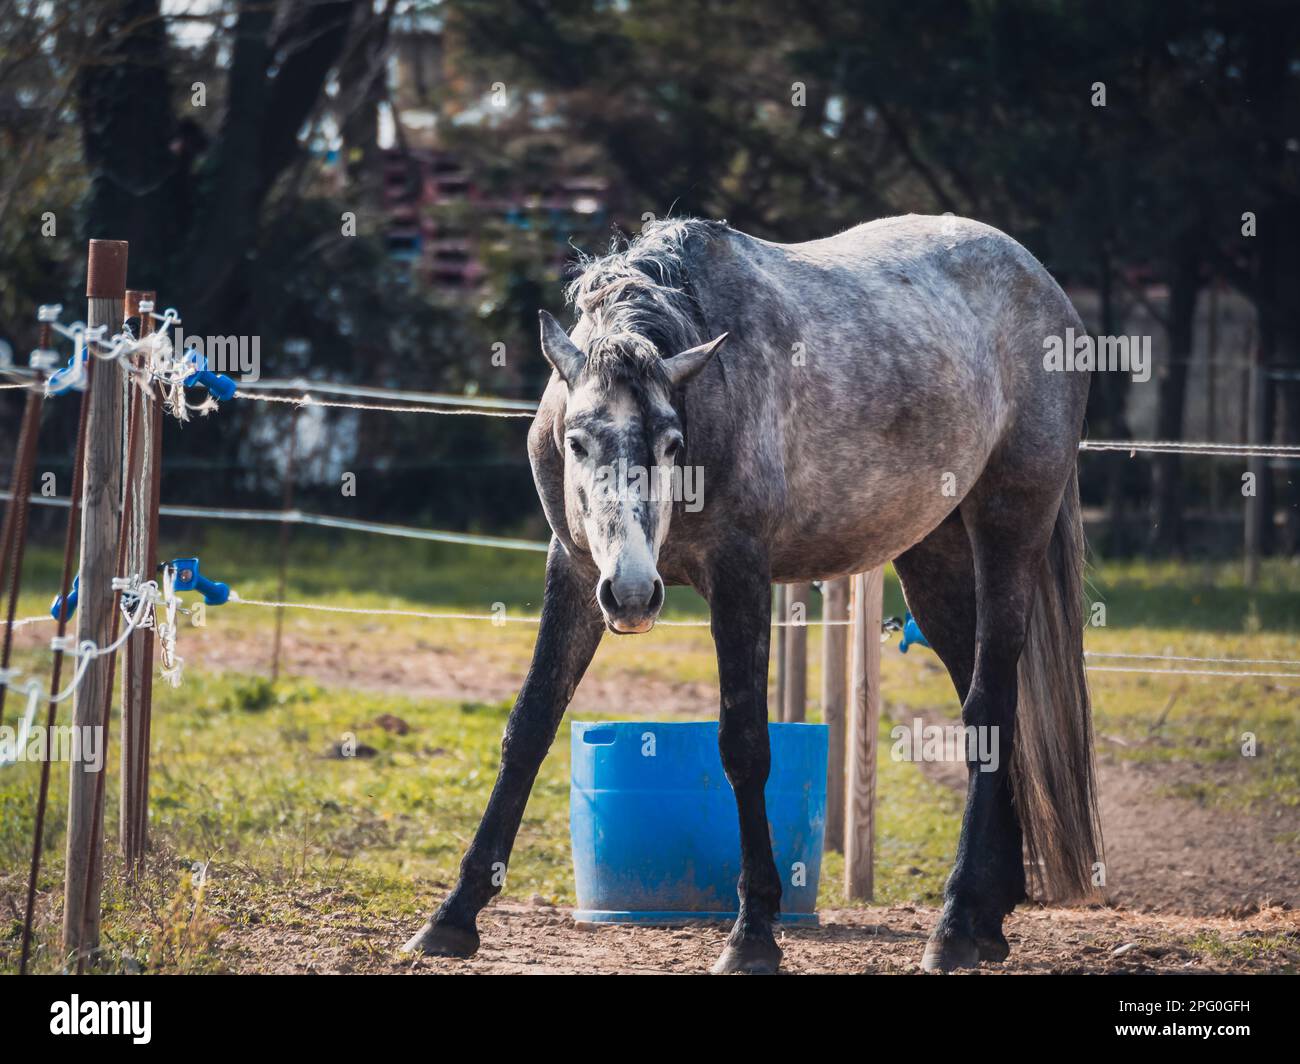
[
  {"left": 769, "top": 383, "right": 998, "bottom": 582},
  {"left": 770, "top": 456, "right": 981, "bottom": 581}
]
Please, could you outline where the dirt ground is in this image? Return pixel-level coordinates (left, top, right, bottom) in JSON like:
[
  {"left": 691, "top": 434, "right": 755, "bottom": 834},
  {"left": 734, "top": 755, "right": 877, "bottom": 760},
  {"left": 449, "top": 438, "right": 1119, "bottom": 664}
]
[
  {"left": 221, "top": 898, "right": 1299, "bottom": 975},
  {"left": 204, "top": 624, "right": 1296, "bottom": 974},
  {"left": 196, "top": 623, "right": 1300, "bottom": 919},
  {"left": 11, "top": 620, "right": 1298, "bottom": 974},
  {"left": 892, "top": 705, "right": 1299, "bottom": 918}
]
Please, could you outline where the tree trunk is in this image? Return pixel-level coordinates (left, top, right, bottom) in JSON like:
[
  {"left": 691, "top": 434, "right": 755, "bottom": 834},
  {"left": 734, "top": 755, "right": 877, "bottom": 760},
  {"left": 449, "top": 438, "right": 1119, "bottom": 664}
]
[
  {"left": 78, "top": 0, "right": 362, "bottom": 327},
  {"left": 1269, "top": 207, "right": 1300, "bottom": 556},
  {"left": 1148, "top": 238, "right": 1199, "bottom": 555},
  {"left": 1085, "top": 249, "right": 1131, "bottom": 554}
]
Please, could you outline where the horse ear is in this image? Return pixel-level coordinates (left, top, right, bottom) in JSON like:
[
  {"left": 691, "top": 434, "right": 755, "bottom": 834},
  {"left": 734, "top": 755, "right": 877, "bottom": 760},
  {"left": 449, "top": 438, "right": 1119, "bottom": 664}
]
[
  {"left": 665, "top": 333, "right": 728, "bottom": 387},
  {"left": 539, "top": 310, "right": 585, "bottom": 384}
]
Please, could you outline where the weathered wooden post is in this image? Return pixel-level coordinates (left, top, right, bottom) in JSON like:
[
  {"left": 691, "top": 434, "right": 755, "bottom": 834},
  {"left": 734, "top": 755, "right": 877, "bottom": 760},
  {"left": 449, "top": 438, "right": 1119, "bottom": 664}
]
[
  {"left": 135, "top": 298, "right": 166, "bottom": 863},
  {"left": 783, "top": 581, "right": 810, "bottom": 723},
  {"left": 773, "top": 584, "right": 787, "bottom": 720},
  {"left": 1207, "top": 279, "right": 1220, "bottom": 515},
  {"left": 821, "top": 576, "right": 850, "bottom": 852},
  {"left": 0, "top": 325, "right": 45, "bottom": 728},
  {"left": 64, "top": 239, "right": 128, "bottom": 961},
  {"left": 121, "top": 289, "right": 156, "bottom": 868},
  {"left": 1244, "top": 359, "right": 1266, "bottom": 588},
  {"left": 845, "top": 567, "right": 883, "bottom": 900},
  {"left": 21, "top": 311, "right": 90, "bottom": 975},
  {"left": 270, "top": 404, "right": 301, "bottom": 682}
]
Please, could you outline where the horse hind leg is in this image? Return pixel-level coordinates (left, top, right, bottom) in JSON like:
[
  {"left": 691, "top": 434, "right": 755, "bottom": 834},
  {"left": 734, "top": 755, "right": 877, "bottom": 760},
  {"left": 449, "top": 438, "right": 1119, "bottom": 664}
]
[
  {"left": 893, "top": 510, "right": 977, "bottom": 704},
  {"left": 894, "top": 512, "right": 1011, "bottom": 969},
  {"left": 913, "top": 478, "right": 1069, "bottom": 972}
]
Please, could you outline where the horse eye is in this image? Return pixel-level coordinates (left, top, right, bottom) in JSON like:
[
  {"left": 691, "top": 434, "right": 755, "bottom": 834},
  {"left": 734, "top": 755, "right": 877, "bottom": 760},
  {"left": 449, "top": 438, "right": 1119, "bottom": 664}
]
[
  {"left": 568, "top": 438, "right": 588, "bottom": 459},
  {"left": 664, "top": 436, "right": 683, "bottom": 459}
]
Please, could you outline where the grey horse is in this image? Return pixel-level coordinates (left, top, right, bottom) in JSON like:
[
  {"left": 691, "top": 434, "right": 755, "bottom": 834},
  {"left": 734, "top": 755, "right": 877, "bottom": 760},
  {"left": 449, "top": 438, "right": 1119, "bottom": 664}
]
[{"left": 404, "top": 214, "right": 1102, "bottom": 973}]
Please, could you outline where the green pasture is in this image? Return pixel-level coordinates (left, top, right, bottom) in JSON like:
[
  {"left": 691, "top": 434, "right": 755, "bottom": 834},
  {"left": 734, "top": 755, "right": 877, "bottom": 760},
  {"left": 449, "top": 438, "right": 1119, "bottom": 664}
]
[{"left": 1, "top": 530, "right": 1296, "bottom": 972}]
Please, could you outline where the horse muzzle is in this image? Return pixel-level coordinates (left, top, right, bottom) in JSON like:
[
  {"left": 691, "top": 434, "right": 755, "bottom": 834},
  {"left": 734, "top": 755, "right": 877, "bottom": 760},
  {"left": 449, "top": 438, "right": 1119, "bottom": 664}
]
[{"left": 597, "top": 572, "right": 665, "bottom": 634}]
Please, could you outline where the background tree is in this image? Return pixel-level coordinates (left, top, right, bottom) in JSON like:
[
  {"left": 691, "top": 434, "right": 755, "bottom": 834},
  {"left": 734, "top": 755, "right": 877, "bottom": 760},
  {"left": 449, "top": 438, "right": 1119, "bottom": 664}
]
[{"left": 1, "top": 0, "right": 1296, "bottom": 547}]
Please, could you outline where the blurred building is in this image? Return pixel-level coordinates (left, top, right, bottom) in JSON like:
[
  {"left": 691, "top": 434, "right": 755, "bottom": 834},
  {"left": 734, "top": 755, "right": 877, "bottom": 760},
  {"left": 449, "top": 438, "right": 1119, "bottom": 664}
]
[
  {"left": 381, "top": 148, "right": 609, "bottom": 290},
  {"left": 381, "top": 25, "right": 611, "bottom": 291}
]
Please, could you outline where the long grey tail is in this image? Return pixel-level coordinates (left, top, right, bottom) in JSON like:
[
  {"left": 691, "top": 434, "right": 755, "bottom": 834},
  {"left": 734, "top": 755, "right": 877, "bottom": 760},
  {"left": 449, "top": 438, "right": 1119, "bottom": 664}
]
[{"left": 1013, "top": 465, "right": 1104, "bottom": 900}]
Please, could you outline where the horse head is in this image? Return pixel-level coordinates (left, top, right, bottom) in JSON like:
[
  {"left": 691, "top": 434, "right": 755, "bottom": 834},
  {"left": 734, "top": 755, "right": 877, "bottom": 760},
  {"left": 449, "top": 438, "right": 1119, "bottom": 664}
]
[{"left": 538, "top": 309, "right": 725, "bottom": 633}]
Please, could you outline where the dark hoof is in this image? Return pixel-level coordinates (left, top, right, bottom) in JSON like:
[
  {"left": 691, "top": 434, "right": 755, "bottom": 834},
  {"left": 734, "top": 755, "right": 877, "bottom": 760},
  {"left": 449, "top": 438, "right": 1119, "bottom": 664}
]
[
  {"left": 921, "top": 932, "right": 980, "bottom": 972},
  {"left": 711, "top": 936, "right": 783, "bottom": 975},
  {"left": 402, "top": 919, "right": 480, "bottom": 958}
]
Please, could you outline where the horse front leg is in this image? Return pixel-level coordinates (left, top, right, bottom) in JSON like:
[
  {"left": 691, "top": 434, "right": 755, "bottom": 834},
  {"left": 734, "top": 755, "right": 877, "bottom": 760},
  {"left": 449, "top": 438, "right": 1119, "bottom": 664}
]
[
  {"left": 704, "top": 544, "right": 784, "bottom": 975},
  {"left": 403, "top": 539, "right": 603, "bottom": 957}
]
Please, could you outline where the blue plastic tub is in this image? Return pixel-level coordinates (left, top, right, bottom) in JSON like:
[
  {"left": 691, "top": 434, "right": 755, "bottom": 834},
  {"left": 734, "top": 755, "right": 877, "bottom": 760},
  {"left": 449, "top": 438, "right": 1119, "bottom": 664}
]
[{"left": 570, "top": 721, "right": 828, "bottom": 926}]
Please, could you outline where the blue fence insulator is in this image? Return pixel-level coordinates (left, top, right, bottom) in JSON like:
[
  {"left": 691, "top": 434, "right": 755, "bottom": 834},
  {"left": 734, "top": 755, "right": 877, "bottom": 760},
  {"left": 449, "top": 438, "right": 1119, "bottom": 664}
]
[
  {"left": 899, "top": 612, "right": 930, "bottom": 654},
  {"left": 182, "top": 350, "right": 237, "bottom": 402},
  {"left": 50, "top": 575, "right": 79, "bottom": 621},
  {"left": 169, "top": 557, "right": 229, "bottom": 605},
  {"left": 47, "top": 349, "right": 89, "bottom": 396}
]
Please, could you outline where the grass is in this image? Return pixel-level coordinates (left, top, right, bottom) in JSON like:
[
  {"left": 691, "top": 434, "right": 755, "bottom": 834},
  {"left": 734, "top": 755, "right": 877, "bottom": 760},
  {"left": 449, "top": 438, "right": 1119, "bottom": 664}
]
[
  {"left": 1, "top": 530, "right": 1296, "bottom": 972},
  {"left": 1075, "top": 558, "right": 1300, "bottom": 811},
  {"left": 1, "top": 672, "right": 958, "bottom": 972},
  {"left": 1187, "top": 930, "right": 1299, "bottom": 966}
]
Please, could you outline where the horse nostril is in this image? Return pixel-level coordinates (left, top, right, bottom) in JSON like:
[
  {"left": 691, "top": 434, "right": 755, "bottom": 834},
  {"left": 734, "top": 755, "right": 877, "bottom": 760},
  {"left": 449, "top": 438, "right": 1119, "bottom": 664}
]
[{"left": 600, "top": 574, "right": 663, "bottom": 617}]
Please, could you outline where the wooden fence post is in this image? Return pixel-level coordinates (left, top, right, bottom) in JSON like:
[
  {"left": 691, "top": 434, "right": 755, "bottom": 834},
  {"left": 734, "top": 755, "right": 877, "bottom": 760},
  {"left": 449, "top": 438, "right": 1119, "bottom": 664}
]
[
  {"left": 135, "top": 304, "right": 165, "bottom": 863},
  {"left": 20, "top": 312, "right": 88, "bottom": 975},
  {"left": 783, "top": 582, "right": 810, "bottom": 723},
  {"left": 0, "top": 343, "right": 45, "bottom": 728},
  {"left": 821, "top": 576, "right": 849, "bottom": 852},
  {"left": 270, "top": 404, "right": 300, "bottom": 682},
  {"left": 845, "top": 567, "right": 883, "bottom": 901},
  {"left": 1244, "top": 360, "right": 1266, "bottom": 588},
  {"left": 773, "top": 584, "right": 787, "bottom": 721},
  {"left": 120, "top": 289, "right": 156, "bottom": 869},
  {"left": 64, "top": 239, "right": 128, "bottom": 961}
]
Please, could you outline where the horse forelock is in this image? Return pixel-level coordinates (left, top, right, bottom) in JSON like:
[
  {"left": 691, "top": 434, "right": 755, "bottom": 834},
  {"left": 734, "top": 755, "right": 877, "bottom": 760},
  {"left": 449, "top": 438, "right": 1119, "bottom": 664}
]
[{"left": 565, "top": 218, "right": 719, "bottom": 390}]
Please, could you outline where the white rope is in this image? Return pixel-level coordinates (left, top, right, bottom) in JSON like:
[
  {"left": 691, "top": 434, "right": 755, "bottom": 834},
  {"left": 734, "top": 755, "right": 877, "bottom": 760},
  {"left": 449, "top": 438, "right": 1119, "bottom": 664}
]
[
  {"left": 0, "top": 310, "right": 173, "bottom": 766},
  {"left": 42, "top": 305, "right": 188, "bottom": 399},
  {"left": 238, "top": 379, "right": 538, "bottom": 412},
  {"left": 236, "top": 391, "right": 535, "bottom": 418},
  {"left": 0, "top": 493, "right": 552, "bottom": 553},
  {"left": 167, "top": 504, "right": 551, "bottom": 551},
  {"left": 234, "top": 381, "right": 1300, "bottom": 454},
  {"left": 228, "top": 594, "right": 542, "bottom": 624},
  {"left": 156, "top": 562, "right": 184, "bottom": 686},
  {"left": 1, "top": 615, "right": 56, "bottom": 629},
  {"left": 227, "top": 594, "right": 851, "bottom": 628},
  {"left": 0, "top": 577, "right": 157, "bottom": 769},
  {"left": 21, "top": 303, "right": 216, "bottom": 431},
  {"left": 1086, "top": 665, "right": 1300, "bottom": 680},
  {"left": 1086, "top": 650, "right": 1300, "bottom": 669},
  {"left": 14, "top": 596, "right": 1297, "bottom": 682},
  {"left": 34, "top": 315, "right": 1300, "bottom": 447},
  {"left": 197, "top": 596, "right": 1300, "bottom": 682},
  {"left": 1081, "top": 440, "right": 1300, "bottom": 458},
  {"left": 1084, "top": 439, "right": 1300, "bottom": 453},
  {"left": 50, "top": 579, "right": 157, "bottom": 695},
  {"left": 9, "top": 611, "right": 1300, "bottom": 678},
  {"left": 219, "top": 596, "right": 1300, "bottom": 668}
]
